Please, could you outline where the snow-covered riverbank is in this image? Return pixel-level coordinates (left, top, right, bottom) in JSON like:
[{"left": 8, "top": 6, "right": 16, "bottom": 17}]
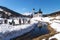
[
  {"left": 43, "top": 17, "right": 60, "bottom": 40},
  {"left": 31, "top": 16, "right": 60, "bottom": 40},
  {"left": 0, "top": 16, "right": 60, "bottom": 40},
  {"left": 0, "top": 23, "right": 37, "bottom": 40}
]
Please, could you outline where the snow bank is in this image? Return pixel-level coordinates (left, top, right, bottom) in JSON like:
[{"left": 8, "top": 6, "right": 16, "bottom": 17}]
[
  {"left": 42, "top": 17, "right": 51, "bottom": 23},
  {"left": 0, "top": 17, "right": 41, "bottom": 40},
  {"left": 0, "top": 23, "right": 36, "bottom": 40},
  {"left": 53, "top": 20, "right": 60, "bottom": 23},
  {"left": 49, "top": 33, "right": 60, "bottom": 40},
  {"left": 32, "top": 16, "right": 60, "bottom": 40},
  {"left": 56, "top": 16, "right": 60, "bottom": 19},
  {"left": 31, "top": 17, "right": 60, "bottom": 32},
  {"left": 50, "top": 23, "right": 60, "bottom": 32},
  {"left": 30, "top": 17, "right": 42, "bottom": 24},
  {"left": 0, "top": 24, "right": 13, "bottom": 33},
  {"left": 0, "top": 16, "right": 60, "bottom": 40},
  {"left": 14, "top": 19, "right": 19, "bottom": 24},
  {"left": 42, "top": 16, "right": 60, "bottom": 40}
]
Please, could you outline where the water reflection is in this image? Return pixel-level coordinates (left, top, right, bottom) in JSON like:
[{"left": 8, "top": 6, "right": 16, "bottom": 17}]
[
  {"left": 10, "top": 22, "right": 50, "bottom": 40},
  {"left": 30, "top": 22, "right": 49, "bottom": 38}
]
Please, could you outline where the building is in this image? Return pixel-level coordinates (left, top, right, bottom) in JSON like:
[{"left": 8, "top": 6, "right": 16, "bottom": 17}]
[{"left": 32, "top": 9, "right": 42, "bottom": 17}]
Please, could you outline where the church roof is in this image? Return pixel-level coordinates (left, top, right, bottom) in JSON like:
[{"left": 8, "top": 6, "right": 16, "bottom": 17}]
[
  {"left": 34, "top": 9, "right": 42, "bottom": 14},
  {"left": 38, "top": 9, "right": 42, "bottom": 13}
]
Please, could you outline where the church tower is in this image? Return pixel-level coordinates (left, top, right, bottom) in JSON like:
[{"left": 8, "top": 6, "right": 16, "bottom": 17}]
[
  {"left": 32, "top": 8, "right": 42, "bottom": 17},
  {"left": 37, "top": 9, "right": 42, "bottom": 17}
]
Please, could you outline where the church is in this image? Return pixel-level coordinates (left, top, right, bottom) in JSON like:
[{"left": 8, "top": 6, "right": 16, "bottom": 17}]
[{"left": 32, "top": 8, "right": 42, "bottom": 17}]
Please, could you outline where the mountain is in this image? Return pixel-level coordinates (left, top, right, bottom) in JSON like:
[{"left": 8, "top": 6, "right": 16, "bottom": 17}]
[
  {"left": 0, "top": 6, "right": 59, "bottom": 18},
  {"left": 0, "top": 6, "right": 31, "bottom": 18},
  {"left": 0, "top": 6, "right": 23, "bottom": 17},
  {"left": 43, "top": 11, "right": 60, "bottom": 17}
]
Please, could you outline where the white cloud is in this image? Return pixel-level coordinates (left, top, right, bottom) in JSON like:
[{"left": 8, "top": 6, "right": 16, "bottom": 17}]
[
  {"left": 22, "top": 8, "right": 32, "bottom": 15},
  {"left": 23, "top": 12, "right": 32, "bottom": 15},
  {"left": 22, "top": 8, "right": 27, "bottom": 11}
]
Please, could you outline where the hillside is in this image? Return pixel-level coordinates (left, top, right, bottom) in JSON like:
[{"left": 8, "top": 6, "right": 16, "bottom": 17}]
[
  {"left": 43, "top": 11, "right": 60, "bottom": 17},
  {"left": 0, "top": 6, "right": 31, "bottom": 18}
]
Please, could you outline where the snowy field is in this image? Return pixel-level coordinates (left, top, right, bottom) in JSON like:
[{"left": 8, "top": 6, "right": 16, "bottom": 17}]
[
  {"left": 0, "top": 23, "right": 36, "bottom": 40},
  {"left": 31, "top": 16, "right": 60, "bottom": 40},
  {"left": 0, "top": 16, "right": 60, "bottom": 40}
]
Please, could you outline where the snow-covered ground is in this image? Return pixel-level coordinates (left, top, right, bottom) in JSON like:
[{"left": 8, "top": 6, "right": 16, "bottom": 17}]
[
  {"left": 32, "top": 16, "right": 60, "bottom": 32},
  {"left": 31, "top": 16, "right": 60, "bottom": 40},
  {"left": 49, "top": 33, "right": 60, "bottom": 40},
  {"left": 44, "top": 17, "right": 60, "bottom": 40},
  {"left": 0, "top": 23, "right": 37, "bottom": 40},
  {"left": 0, "top": 15, "right": 60, "bottom": 40}
]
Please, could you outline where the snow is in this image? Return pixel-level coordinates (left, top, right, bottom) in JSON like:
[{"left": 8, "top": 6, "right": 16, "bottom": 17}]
[
  {"left": 31, "top": 16, "right": 60, "bottom": 40},
  {"left": 50, "top": 22, "right": 60, "bottom": 32},
  {"left": 56, "top": 16, "right": 60, "bottom": 19},
  {"left": 42, "top": 16, "right": 60, "bottom": 40},
  {"left": 42, "top": 17, "right": 51, "bottom": 23},
  {"left": 7, "top": 19, "right": 12, "bottom": 24},
  {"left": 22, "top": 12, "right": 32, "bottom": 15},
  {"left": 53, "top": 20, "right": 60, "bottom": 23},
  {"left": 42, "top": 39, "right": 45, "bottom": 40},
  {"left": 0, "top": 24, "right": 12, "bottom": 33},
  {"left": 0, "top": 15, "right": 60, "bottom": 40},
  {"left": 31, "top": 16, "right": 60, "bottom": 32},
  {"left": 30, "top": 17, "right": 42, "bottom": 24},
  {"left": 0, "top": 23, "right": 36, "bottom": 40},
  {"left": 14, "top": 19, "right": 19, "bottom": 24},
  {"left": 49, "top": 33, "right": 60, "bottom": 40}
]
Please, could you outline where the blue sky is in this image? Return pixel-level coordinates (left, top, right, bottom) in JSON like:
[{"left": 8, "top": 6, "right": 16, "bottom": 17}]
[{"left": 0, "top": 0, "right": 60, "bottom": 14}]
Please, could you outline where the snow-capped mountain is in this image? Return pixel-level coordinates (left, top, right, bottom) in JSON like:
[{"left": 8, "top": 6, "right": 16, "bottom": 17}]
[{"left": 0, "top": 6, "right": 31, "bottom": 19}]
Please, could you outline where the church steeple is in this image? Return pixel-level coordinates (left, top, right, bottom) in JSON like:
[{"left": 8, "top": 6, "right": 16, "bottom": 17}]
[
  {"left": 38, "top": 9, "right": 42, "bottom": 13},
  {"left": 33, "top": 8, "right": 35, "bottom": 10}
]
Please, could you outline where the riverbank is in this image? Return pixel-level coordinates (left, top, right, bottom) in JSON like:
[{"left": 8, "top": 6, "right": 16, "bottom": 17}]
[
  {"left": 11, "top": 22, "right": 57, "bottom": 40},
  {"left": 32, "top": 22, "right": 57, "bottom": 40}
]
